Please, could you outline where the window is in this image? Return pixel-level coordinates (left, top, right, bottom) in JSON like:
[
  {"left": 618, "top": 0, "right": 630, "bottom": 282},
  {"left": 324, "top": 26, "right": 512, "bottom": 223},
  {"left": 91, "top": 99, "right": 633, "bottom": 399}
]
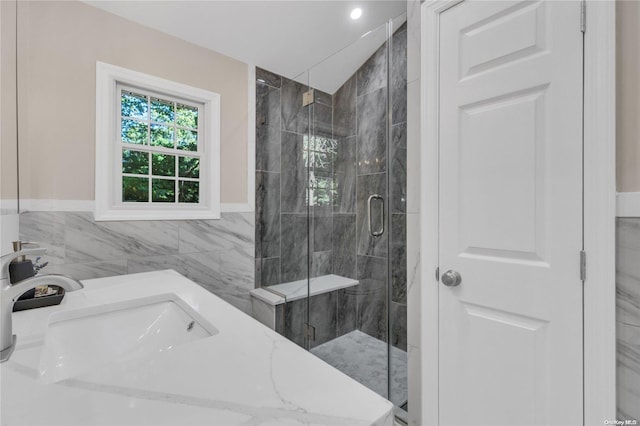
[
  {"left": 95, "top": 62, "right": 220, "bottom": 221},
  {"left": 304, "top": 135, "right": 336, "bottom": 207}
]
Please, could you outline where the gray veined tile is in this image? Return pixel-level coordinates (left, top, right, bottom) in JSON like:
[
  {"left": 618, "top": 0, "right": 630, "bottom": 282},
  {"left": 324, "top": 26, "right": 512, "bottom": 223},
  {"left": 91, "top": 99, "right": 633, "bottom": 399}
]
[
  {"left": 312, "top": 214, "right": 332, "bottom": 252},
  {"left": 618, "top": 218, "right": 640, "bottom": 251},
  {"left": 44, "top": 260, "right": 127, "bottom": 281},
  {"left": 357, "top": 87, "right": 388, "bottom": 175},
  {"left": 311, "top": 102, "right": 333, "bottom": 139},
  {"left": 127, "top": 253, "right": 216, "bottom": 282},
  {"left": 391, "top": 123, "right": 407, "bottom": 214},
  {"left": 256, "top": 83, "right": 281, "bottom": 129},
  {"left": 333, "top": 75, "right": 356, "bottom": 139},
  {"left": 333, "top": 136, "right": 356, "bottom": 214},
  {"left": 332, "top": 214, "right": 357, "bottom": 279},
  {"left": 256, "top": 124, "right": 281, "bottom": 173},
  {"left": 196, "top": 272, "right": 252, "bottom": 315},
  {"left": 255, "top": 257, "right": 281, "bottom": 287},
  {"left": 275, "top": 304, "right": 285, "bottom": 335},
  {"left": 311, "top": 250, "right": 332, "bottom": 278},
  {"left": 218, "top": 245, "right": 254, "bottom": 291},
  {"left": 357, "top": 42, "right": 388, "bottom": 97},
  {"left": 391, "top": 26, "right": 408, "bottom": 125},
  {"left": 179, "top": 212, "right": 254, "bottom": 255},
  {"left": 281, "top": 131, "right": 308, "bottom": 214},
  {"left": 616, "top": 218, "right": 640, "bottom": 327},
  {"left": 337, "top": 287, "right": 357, "bottom": 336},
  {"left": 406, "top": 79, "right": 421, "bottom": 214},
  {"left": 18, "top": 211, "right": 66, "bottom": 264},
  {"left": 357, "top": 255, "right": 388, "bottom": 342},
  {"left": 65, "top": 212, "right": 179, "bottom": 263},
  {"left": 617, "top": 322, "right": 640, "bottom": 421},
  {"left": 179, "top": 252, "right": 221, "bottom": 285},
  {"left": 283, "top": 298, "right": 307, "bottom": 348},
  {"left": 127, "top": 251, "right": 253, "bottom": 314},
  {"left": 390, "top": 301, "right": 407, "bottom": 351},
  {"left": 280, "top": 213, "right": 308, "bottom": 283},
  {"left": 252, "top": 296, "right": 277, "bottom": 329},
  {"left": 617, "top": 269, "right": 640, "bottom": 327},
  {"left": 391, "top": 214, "right": 407, "bottom": 304},
  {"left": 256, "top": 67, "right": 282, "bottom": 88},
  {"left": 406, "top": 212, "right": 421, "bottom": 349},
  {"left": 255, "top": 171, "right": 281, "bottom": 259},
  {"left": 309, "top": 291, "right": 337, "bottom": 348}
]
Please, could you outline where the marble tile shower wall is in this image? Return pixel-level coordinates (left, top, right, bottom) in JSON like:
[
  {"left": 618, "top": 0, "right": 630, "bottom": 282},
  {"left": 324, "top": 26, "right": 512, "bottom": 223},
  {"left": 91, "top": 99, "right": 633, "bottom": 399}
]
[
  {"left": 616, "top": 218, "right": 640, "bottom": 421},
  {"left": 255, "top": 23, "right": 407, "bottom": 350},
  {"left": 18, "top": 212, "right": 255, "bottom": 314},
  {"left": 255, "top": 67, "right": 334, "bottom": 287},
  {"left": 337, "top": 24, "right": 407, "bottom": 349}
]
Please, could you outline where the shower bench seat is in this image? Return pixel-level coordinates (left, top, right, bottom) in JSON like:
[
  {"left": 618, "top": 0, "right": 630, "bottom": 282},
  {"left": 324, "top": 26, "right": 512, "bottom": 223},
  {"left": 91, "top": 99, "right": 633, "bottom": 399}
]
[{"left": 250, "top": 274, "right": 358, "bottom": 330}]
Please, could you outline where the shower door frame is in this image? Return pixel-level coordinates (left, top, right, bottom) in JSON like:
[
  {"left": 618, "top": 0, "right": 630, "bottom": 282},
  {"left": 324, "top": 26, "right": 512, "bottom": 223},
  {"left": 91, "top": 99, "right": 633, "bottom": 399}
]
[{"left": 419, "top": 0, "right": 616, "bottom": 424}]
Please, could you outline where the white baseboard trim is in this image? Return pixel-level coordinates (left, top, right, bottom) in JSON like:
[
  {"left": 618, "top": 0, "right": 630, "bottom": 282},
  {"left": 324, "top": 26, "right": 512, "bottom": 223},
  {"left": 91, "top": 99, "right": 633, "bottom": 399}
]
[
  {"left": 20, "top": 199, "right": 95, "bottom": 212},
  {"left": 17, "top": 199, "right": 254, "bottom": 214},
  {"left": 617, "top": 192, "right": 640, "bottom": 217}
]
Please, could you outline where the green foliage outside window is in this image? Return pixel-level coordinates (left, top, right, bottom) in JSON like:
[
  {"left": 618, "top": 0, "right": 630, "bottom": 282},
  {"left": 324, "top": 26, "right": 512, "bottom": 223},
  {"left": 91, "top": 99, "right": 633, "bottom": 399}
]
[
  {"left": 123, "top": 176, "right": 148, "bottom": 202},
  {"left": 152, "top": 179, "right": 175, "bottom": 202},
  {"left": 120, "top": 89, "right": 201, "bottom": 204},
  {"left": 179, "top": 181, "right": 199, "bottom": 203}
]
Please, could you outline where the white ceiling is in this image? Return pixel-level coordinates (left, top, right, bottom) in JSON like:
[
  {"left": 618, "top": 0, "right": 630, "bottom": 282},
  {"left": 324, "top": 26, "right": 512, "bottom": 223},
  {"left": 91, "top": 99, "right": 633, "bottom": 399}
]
[{"left": 83, "top": 0, "right": 407, "bottom": 93}]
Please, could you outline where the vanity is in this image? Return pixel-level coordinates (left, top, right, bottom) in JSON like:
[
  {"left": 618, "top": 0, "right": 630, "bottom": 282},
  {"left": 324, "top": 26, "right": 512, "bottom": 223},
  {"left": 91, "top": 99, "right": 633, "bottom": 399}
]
[{"left": 1, "top": 270, "right": 394, "bottom": 425}]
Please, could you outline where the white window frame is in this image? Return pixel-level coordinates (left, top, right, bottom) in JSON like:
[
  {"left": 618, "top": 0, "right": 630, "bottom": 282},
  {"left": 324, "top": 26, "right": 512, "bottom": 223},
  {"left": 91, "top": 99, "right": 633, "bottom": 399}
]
[{"left": 95, "top": 61, "right": 220, "bottom": 221}]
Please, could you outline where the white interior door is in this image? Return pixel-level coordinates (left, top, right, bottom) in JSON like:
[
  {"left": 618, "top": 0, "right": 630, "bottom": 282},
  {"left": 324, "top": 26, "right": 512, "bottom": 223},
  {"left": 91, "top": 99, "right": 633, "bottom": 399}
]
[{"left": 438, "top": 1, "right": 584, "bottom": 425}]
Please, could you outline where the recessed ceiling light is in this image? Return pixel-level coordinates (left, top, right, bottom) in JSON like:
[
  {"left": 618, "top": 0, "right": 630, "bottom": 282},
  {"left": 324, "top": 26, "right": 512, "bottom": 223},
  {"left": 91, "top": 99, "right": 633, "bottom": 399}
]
[{"left": 350, "top": 8, "right": 362, "bottom": 20}]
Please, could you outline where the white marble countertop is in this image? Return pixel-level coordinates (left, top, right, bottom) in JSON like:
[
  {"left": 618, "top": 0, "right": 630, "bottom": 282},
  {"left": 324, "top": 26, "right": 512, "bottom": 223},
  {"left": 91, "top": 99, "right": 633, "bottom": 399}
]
[{"left": 1, "top": 270, "right": 393, "bottom": 426}]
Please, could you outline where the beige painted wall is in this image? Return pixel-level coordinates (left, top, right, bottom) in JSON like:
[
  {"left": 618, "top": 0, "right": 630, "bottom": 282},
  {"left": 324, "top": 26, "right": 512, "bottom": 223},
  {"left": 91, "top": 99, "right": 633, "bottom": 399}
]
[
  {"left": 17, "top": 1, "right": 249, "bottom": 203},
  {"left": 1, "top": 0, "right": 19, "bottom": 206},
  {"left": 617, "top": 0, "right": 640, "bottom": 192}
]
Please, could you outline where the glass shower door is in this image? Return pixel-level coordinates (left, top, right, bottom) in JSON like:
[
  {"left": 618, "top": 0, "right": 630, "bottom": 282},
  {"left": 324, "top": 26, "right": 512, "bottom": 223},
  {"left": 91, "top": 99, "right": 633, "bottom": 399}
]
[
  {"left": 254, "top": 12, "right": 407, "bottom": 420},
  {"left": 304, "top": 15, "right": 408, "bottom": 419}
]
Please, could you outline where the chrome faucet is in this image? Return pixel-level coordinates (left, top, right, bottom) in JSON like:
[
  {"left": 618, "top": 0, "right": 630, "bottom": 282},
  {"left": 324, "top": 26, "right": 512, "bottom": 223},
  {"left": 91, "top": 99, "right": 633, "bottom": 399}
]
[{"left": 1, "top": 248, "right": 84, "bottom": 362}]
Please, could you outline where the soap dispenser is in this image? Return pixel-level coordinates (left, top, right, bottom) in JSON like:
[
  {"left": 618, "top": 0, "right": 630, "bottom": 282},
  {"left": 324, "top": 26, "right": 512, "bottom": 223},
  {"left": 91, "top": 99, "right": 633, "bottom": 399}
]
[
  {"left": 9, "top": 241, "right": 37, "bottom": 299},
  {"left": 9, "top": 241, "right": 36, "bottom": 283}
]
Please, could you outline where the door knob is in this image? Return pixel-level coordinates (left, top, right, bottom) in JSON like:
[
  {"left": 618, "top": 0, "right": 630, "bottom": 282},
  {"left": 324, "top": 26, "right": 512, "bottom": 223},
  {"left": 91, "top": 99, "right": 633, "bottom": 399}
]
[{"left": 441, "top": 270, "right": 462, "bottom": 287}]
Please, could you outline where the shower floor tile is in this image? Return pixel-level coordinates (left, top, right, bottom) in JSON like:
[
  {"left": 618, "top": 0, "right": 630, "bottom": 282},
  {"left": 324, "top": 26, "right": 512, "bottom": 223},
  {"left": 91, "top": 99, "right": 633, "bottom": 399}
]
[{"left": 310, "top": 330, "right": 407, "bottom": 407}]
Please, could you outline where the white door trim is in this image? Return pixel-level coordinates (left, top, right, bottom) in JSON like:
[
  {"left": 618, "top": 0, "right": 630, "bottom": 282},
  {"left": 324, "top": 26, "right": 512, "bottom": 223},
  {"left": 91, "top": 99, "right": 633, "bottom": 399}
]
[
  {"left": 582, "top": 1, "right": 617, "bottom": 422},
  {"left": 419, "top": 1, "right": 616, "bottom": 424}
]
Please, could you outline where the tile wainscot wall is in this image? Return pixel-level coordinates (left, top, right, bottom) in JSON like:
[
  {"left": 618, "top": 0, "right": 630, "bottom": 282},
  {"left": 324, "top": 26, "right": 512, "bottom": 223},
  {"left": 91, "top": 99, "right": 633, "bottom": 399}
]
[
  {"left": 617, "top": 217, "right": 640, "bottom": 421},
  {"left": 18, "top": 211, "right": 255, "bottom": 314}
]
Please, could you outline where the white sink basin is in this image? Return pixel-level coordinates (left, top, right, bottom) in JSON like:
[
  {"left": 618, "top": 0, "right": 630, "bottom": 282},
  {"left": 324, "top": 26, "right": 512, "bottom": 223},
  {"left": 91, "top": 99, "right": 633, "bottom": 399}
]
[{"left": 38, "top": 293, "right": 217, "bottom": 384}]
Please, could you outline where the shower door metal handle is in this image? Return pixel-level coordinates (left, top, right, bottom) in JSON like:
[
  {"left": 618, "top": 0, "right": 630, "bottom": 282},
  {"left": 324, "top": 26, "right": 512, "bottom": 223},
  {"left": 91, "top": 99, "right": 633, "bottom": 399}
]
[{"left": 367, "top": 194, "right": 384, "bottom": 238}]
